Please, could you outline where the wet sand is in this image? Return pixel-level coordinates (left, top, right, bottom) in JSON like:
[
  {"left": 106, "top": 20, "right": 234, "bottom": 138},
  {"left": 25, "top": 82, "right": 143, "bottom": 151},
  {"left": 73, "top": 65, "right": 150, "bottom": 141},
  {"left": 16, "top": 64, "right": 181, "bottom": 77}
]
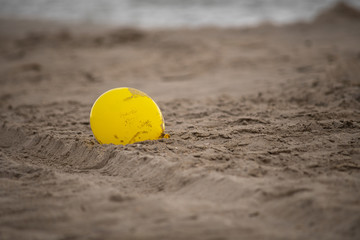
[{"left": 1, "top": 3, "right": 360, "bottom": 240}]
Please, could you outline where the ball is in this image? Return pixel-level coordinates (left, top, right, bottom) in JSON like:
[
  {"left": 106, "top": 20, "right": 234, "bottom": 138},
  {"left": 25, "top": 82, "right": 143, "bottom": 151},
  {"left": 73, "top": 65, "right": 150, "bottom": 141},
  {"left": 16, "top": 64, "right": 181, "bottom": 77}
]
[{"left": 90, "top": 87, "right": 166, "bottom": 145}]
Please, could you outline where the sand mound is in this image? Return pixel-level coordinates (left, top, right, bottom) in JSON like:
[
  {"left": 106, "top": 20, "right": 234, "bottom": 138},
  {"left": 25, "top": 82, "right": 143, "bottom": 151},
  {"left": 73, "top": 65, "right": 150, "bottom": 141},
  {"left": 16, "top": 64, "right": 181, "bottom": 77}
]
[{"left": 316, "top": 2, "right": 360, "bottom": 22}]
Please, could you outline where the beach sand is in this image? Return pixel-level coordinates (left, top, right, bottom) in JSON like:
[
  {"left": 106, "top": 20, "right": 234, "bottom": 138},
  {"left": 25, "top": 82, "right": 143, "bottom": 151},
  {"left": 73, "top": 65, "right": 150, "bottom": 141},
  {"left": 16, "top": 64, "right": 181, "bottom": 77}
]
[{"left": 1, "top": 3, "right": 360, "bottom": 240}]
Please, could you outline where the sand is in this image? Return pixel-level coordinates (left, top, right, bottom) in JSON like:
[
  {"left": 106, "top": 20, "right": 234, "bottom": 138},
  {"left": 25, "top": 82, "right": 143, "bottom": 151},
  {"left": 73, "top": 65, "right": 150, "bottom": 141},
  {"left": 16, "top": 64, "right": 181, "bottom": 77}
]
[{"left": 1, "top": 3, "right": 360, "bottom": 240}]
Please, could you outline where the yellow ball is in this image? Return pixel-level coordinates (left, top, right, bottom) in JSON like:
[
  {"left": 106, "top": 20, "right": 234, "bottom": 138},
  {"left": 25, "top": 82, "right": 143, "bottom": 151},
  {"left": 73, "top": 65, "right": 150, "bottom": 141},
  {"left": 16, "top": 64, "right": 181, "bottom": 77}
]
[{"left": 90, "top": 87, "right": 166, "bottom": 145}]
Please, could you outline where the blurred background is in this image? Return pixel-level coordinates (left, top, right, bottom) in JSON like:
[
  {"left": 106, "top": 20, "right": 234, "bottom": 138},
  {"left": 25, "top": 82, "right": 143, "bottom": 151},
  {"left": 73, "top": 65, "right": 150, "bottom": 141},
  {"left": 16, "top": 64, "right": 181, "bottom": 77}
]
[{"left": 0, "top": 0, "right": 360, "bottom": 28}]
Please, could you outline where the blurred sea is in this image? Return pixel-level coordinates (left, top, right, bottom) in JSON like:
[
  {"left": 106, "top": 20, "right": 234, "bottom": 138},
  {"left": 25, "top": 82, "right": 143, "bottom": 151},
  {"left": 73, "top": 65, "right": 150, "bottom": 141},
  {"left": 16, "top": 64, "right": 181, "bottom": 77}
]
[{"left": 0, "top": 0, "right": 359, "bottom": 27}]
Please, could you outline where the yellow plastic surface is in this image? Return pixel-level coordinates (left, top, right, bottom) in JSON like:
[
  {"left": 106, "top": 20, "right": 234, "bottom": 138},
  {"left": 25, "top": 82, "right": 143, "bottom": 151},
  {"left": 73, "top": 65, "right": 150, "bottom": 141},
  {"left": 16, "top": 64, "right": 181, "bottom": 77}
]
[{"left": 90, "top": 88, "right": 165, "bottom": 145}]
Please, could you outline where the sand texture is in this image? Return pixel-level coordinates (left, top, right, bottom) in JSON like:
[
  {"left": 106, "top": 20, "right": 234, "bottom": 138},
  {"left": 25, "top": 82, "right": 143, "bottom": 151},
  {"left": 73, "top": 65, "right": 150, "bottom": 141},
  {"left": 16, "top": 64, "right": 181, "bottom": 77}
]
[{"left": 1, "top": 3, "right": 360, "bottom": 240}]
